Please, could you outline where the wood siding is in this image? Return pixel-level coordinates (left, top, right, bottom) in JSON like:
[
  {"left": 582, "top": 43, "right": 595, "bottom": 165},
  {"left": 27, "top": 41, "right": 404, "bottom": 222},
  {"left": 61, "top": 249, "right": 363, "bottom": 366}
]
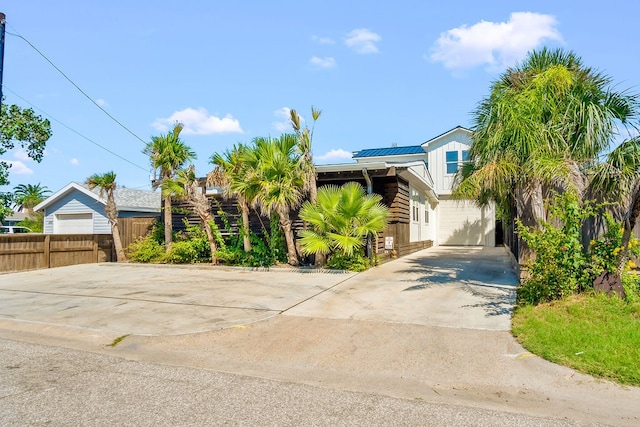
[{"left": 0, "top": 234, "right": 114, "bottom": 273}]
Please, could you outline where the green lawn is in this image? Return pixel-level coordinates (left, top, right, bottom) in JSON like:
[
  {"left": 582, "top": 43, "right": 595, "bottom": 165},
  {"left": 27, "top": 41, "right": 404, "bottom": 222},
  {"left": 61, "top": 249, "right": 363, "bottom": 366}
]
[{"left": 511, "top": 293, "right": 640, "bottom": 386}]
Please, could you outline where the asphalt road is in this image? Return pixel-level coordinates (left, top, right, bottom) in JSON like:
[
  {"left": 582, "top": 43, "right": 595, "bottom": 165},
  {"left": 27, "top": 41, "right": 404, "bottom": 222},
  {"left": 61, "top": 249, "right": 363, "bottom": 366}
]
[{"left": 1, "top": 246, "right": 639, "bottom": 426}]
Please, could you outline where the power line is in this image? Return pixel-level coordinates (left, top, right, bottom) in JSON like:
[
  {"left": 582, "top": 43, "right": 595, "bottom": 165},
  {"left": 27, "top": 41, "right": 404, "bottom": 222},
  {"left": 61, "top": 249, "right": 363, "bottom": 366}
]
[
  {"left": 4, "top": 86, "right": 149, "bottom": 173},
  {"left": 5, "top": 28, "right": 148, "bottom": 145}
]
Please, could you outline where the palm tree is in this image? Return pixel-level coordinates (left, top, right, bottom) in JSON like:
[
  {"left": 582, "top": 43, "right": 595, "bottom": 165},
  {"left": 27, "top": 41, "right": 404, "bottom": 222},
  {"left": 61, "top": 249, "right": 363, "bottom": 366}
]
[
  {"left": 86, "top": 172, "right": 127, "bottom": 262},
  {"left": 170, "top": 165, "right": 219, "bottom": 264},
  {"left": 144, "top": 123, "right": 196, "bottom": 251},
  {"left": 589, "top": 136, "right": 640, "bottom": 272},
  {"left": 455, "top": 48, "right": 638, "bottom": 260},
  {"left": 290, "top": 107, "right": 321, "bottom": 203},
  {"left": 247, "top": 134, "right": 305, "bottom": 265},
  {"left": 209, "top": 143, "right": 255, "bottom": 252},
  {"left": 298, "top": 182, "right": 389, "bottom": 259},
  {"left": 13, "top": 183, "right": 51, "bottom": 213}
]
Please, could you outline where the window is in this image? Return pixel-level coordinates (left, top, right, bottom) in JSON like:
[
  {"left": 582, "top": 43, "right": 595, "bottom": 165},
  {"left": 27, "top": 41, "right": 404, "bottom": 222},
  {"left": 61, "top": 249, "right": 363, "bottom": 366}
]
[
  {"left": 424, "top": 208, "right": 429, "bottom": 224},
  {"left": 446, "top": 151, "right": 459, "bottom": 174},
  {"left": 462, "top": 150, "right": 470, "bottom": 162}
]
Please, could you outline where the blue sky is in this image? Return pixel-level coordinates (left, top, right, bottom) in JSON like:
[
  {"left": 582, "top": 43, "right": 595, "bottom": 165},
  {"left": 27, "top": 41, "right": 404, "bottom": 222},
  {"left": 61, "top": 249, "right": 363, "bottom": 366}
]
[{"left": 2, "top": 1, "right": 639, "bottom": 193}]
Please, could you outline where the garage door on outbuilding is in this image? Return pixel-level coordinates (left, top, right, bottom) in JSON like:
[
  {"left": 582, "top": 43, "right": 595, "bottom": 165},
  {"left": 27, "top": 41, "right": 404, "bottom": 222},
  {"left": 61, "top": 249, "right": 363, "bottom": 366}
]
[
  {"left": 54, "top": 213, "right": 93, "bottom": 234},
  {"left": 438, "top": 197, "right": 495, "bottom": 246}
]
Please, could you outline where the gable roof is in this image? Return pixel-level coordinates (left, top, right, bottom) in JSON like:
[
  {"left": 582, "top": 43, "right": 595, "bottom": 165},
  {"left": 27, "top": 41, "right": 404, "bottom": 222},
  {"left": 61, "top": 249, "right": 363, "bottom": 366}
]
[
  {"left": 34, "top": 182, "right": 160, "bottom": 213},
  {"left": 421, "top": 125, "right": 473, "bottom": 147},
  {"left": 352, "top": 145, "right": 425, "bottom": 158}
]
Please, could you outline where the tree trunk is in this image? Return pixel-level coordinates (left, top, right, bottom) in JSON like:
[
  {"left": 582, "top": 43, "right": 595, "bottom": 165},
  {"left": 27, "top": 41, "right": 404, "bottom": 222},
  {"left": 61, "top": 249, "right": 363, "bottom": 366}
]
[
  {"left": 515, "top": 180, "right": 545, "bottom": 263},
  {"left": 111, "top": 221, "right": 127, "bottom": 262},
  {"left": 308, "top": 166, "right": 318, "bottom": 204},
  {"left": 239, "top": 198, "right": 251, "bottom": 252},
  {"left": 202, "top": 215, "right": 218, "bottom": 265},
  {"left": 617, "top": 184, "right": 640, "bottom": 274},
  {"left": 278, "top": 208, "right": 299, "bottom": 266},
  {"left": 163, "top": 195, "right": 173, "bottom": 251}
]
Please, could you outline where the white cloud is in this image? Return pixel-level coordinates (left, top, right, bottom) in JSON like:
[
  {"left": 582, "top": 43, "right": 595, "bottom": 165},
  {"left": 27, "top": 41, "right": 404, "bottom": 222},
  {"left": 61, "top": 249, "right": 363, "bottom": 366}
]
[
  {"left": 13, "top": 149, "right": 31, "bottom": 162},
  {"left": 3, "top": 160, "right": 33, "bottom": 175},
  {"left": 272, "top": 107, "right": 293, "bottom": 132},
  {"left": 70, "top": 158, "right": 79, "bottom": 165},
  {"left": 312, "top": 35, "right": 335, "bottom": 45},
  {"left": 315, "top": 149, "right": 353, "bottom": 163},
  {"left": 95, "top": 98, "right": 108, "bottom": 107},
  {"left": 310, "top": 56, "right": 336, "bottom": 69},
  {"left": 151, "top": 107, "right": 243, "bottom": 135},
  {"left": 430, "top": 12, "right": 562, "bottom": 71},
  {"left": 345, "top": 29, "right": 381, "bottom": 54}
]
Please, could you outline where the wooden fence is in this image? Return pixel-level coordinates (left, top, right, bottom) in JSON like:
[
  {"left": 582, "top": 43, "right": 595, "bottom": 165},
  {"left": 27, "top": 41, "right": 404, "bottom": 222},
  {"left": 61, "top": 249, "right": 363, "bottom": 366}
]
[{"left": 0, "top": 234, "right": 114, "bottom": 273}]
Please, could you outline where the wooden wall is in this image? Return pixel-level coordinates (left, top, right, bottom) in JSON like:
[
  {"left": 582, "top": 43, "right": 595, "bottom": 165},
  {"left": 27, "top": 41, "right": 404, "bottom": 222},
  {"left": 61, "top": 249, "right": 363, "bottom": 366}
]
[{"left": 0, "top": 234, "right": 114, "bottom": 273}]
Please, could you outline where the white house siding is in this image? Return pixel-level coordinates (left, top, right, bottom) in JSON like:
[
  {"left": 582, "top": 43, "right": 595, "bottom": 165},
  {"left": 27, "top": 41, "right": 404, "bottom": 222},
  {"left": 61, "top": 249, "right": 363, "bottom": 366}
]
[
  {"left": 427, "top": 139, "right": 471, "bottom": 195},
  {"left": 43, "top": 191, "right": 110, "bottom": 234},
  {"left": 437, "top": 197, "right": 495, "bottom": 246}
]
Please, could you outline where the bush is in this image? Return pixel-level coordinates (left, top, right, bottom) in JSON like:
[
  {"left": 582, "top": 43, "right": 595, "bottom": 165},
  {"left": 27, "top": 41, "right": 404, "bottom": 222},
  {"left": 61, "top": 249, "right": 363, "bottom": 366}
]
[
  {"left": 165, "top": 223, "right": 211, "bottom": 264},
  {"left": 326, "top": 252, "right": 373, "bottom": 272},
  {"left": 127, "top": 235, "right": 165, "bottom": 263}
]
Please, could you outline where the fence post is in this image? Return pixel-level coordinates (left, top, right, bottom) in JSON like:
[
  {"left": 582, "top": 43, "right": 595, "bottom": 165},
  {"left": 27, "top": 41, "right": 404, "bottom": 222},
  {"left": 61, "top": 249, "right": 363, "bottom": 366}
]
[
  {"left": 93, "top": 235, "right": 99, "bottom": 263},
  {"left": 44, "top": 234, "right": 51, "bottom": 269}
]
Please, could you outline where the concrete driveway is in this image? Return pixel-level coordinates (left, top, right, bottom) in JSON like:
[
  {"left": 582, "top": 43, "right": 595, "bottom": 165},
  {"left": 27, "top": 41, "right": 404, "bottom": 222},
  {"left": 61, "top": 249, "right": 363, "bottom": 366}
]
[{"left": 0, "top": 247, "right": 515, "bottom": 335}]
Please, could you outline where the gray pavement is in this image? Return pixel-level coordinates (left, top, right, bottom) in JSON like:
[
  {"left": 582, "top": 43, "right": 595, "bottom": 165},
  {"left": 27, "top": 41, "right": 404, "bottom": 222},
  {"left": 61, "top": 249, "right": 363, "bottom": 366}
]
[{"left": 1, "top": 246, "right": 639, "bottom": 426}]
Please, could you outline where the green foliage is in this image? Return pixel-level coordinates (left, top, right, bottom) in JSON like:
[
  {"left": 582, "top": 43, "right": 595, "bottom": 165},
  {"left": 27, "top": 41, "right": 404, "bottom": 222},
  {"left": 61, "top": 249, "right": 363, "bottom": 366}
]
[
  {"left": 325, "top": 252, "right": 374, "bottom": 272},
  {"left": 298, "top": 182, "right": 389, "bottom": 260},
  {"left": 1, "top": 104, "right": 52, "bottom": 188},
  {"left": 165, "top": 223, "right": 211, "bottom": 263},
  {"left": 516, "top": 193, "right": 595, "bottom": 305},
  {"left": 17, "top": 213, "right": 44, "bottom": 232},
  {"left": 12, "top": 183, "right": 51, "bottom": 211},
  {"left": 589, "top": 213, "right": 640, "bottom": 276},
  {"left": 512, "top": 294, "right": 640, "bottom": 386},
  {"left": 127, "top": 235, "right": 165, "bottom": 263},
  {"left": 622, "top": 273, "right": 640, "bottom": 303}
]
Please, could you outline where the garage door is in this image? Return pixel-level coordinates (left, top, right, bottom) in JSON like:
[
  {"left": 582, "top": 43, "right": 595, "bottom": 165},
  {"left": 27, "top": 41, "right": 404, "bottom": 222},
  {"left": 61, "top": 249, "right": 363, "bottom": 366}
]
[
  {"left": 54, "top": 213, "right": 94, "bottom": 234},
  {"left": 438, "top": 198, "right": 492, "bottom": 246}
]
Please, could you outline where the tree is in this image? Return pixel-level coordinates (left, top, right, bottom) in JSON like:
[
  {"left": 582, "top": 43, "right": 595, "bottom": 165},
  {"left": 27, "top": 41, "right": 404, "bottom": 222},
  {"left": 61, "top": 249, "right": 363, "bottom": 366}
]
[
  {"left": 290, "top": 107, "right": 321, "bottom": 204},
  {"left": 209, "top": 143, "right": 255, "bottom": 252},
  {"left": 86, "top": 172, "right": 127, "bottom": 262},
  {"left": 455, "top": 48, "right": 638, "bottom": 260},
  {"left": 247, "top": 134, "right": 306, "bottom": 265},
  {"left": 0, "top": 103, "right": 52, "bottom": 222},
  {"left": 144, "top": 123, "right": 196, "bottom": 251},
  {"left": 298, "top": 182, "right": 389, "bottom": 259},
  {"left": 171, "top": 165, "right": 219, "bottom": 264},
  {"left": 12, "top": 183, "right": 51, "bottom": 213}
]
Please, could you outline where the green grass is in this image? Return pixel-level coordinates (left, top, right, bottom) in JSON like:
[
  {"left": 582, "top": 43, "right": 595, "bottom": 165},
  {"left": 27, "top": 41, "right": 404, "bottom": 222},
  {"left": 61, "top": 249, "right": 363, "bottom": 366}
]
[{"left": 512, "top": 293, "right": 640, "bottom": 386}]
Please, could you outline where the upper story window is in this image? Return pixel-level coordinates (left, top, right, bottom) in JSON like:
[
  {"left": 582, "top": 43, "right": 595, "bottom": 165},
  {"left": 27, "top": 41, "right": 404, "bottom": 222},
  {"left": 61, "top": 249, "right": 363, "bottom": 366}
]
[
  {"left": 446, "top": 151, "right": 459, "bottom": 174},
  {"left": 446, "top": 150, "right": 471, "bottom": 174}
]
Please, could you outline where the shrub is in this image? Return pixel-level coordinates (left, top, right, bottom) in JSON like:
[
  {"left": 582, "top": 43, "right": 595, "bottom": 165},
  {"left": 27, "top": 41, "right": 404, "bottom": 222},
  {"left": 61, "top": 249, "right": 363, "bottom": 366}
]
[
  {"left": 326, "top": 253, "right": 373, "bottom": 272},
  {"left": 127, "top": 235, "right": 165, "bottom": 263},
  {"left": 165, "top": 223, "right": 211, "bottom": 263}
]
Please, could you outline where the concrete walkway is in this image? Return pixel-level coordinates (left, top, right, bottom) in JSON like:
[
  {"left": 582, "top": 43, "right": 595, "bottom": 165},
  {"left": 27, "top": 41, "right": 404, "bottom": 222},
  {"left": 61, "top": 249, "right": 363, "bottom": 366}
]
[{"left": 1, "top": 246, "right": 640, "bottom": 426}]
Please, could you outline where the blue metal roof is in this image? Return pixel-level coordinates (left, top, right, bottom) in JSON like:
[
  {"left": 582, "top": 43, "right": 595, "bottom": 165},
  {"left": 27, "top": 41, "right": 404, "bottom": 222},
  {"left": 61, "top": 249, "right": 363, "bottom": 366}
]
[{"left": 353, "top": 145, "right": 425, "bottom": 158}]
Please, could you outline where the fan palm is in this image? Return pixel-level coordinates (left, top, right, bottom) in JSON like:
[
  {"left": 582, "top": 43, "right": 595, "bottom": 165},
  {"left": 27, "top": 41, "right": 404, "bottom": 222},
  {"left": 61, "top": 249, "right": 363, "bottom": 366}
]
[
  {"left": 144, "top": 123, "right": 196, "bottom": 251},
  {"left": 85, "top": 172, "right": 127, "bottom": 262},
  {"left": 455, "top": 48, "right": 639, "bottom": 260},
  {"left": 13, "top": 183, "right": 51, "bottom": 212},
  {"left": 170, "top": 165, "right": 219, "bottom": 264},
  {"left": 298, "top": 182, "right": 389, "bottom": 258},
  {"left": 247, "top": 134, "right": 305, "bottom": 265},
  {"left": 209, "top": 143, "right": 255, "bottom": 252}
]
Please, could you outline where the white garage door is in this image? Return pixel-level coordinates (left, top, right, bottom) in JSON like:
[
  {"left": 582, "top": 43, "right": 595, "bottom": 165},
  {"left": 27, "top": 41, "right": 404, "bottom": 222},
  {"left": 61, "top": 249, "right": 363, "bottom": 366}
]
[
  {"left": 54, "top": 213, "right": 94, "bottom": 234},
  {"left": 438, "top": 198, "right": 492, "bottom": 246}
]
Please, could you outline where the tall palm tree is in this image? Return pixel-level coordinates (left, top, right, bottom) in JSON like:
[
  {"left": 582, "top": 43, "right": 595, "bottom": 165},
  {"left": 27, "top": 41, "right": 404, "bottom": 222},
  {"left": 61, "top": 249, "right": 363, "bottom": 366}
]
[
  {"left": 455, "top": 48, "right": 638, "bottom": 260},
  {"left": 13, "top": 183, "right": 51, "bottom": 213},
  {"left": 298, "top": 182, "right": 389, "bottom": 259},
  {"left": 144, "top": 123, "right": 196, "bottom": 251},
  {"left": 209, "top": 143, "right": 255, "bottom": 252},
  {"left": 86, "top": 172, "right": 127, "bottom": 262},
  {"left": 290, "top": 107, "right": 321, "bottom": 204},
  {"left": 247, "top": 134, "right": 305, "bottom": 265},
  {"left": 170, "top": 165, "right": 219, "bottom": 264},
  {"left": 589, "top": 136, "right": 640, "bottom": 272}
]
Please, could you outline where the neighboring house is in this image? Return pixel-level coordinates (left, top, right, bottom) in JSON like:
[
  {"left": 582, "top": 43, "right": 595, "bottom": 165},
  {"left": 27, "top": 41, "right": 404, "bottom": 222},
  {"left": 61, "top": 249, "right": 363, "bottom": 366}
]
[
  {"left": 1, "top": 212, "right": 28, "bottom": 226},
  {"left": 34, "top": 182, "right": 161, "bottom": 234},
  {"left": 316, "top": 126, "right": 495, "bottom": 256}
]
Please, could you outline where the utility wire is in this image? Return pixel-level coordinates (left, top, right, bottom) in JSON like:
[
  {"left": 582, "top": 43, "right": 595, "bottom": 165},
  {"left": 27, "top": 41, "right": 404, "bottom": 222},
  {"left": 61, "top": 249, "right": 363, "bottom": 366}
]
[
  {"left": 5, "top": 29, "right": 148, "bottom": 145},
  {"left": 5, "top": 86, "right": 149, "bottom": 173}
]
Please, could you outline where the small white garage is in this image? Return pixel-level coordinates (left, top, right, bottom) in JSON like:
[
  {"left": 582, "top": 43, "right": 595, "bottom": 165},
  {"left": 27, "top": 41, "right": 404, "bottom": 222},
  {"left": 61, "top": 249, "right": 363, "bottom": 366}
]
[
  {"left": 34, "top": 182, "right": 160, "bottom": 234},
  {"left": 437, "top": 197, "right": 495, "bottom": 246}
]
